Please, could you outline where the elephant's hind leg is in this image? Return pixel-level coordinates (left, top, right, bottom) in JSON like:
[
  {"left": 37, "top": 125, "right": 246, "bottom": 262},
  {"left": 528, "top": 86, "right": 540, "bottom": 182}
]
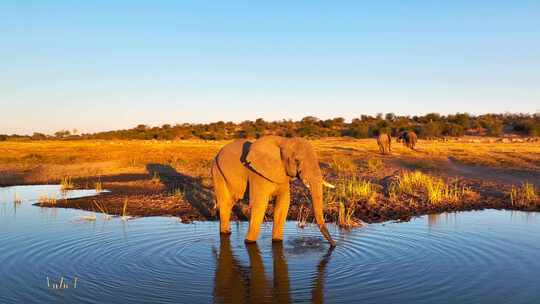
[
  {"left": 213, "top": 165, "right": 234, "bottom": 234},
  {"left": 272, "top": 185, "right": 290, "bottom": 242}
]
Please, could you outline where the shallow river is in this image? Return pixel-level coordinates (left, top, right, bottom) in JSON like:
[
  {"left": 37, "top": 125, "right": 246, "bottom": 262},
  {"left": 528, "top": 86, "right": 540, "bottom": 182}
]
[{"left": 1, "top": 185, "right": 540, "bottom": 303}]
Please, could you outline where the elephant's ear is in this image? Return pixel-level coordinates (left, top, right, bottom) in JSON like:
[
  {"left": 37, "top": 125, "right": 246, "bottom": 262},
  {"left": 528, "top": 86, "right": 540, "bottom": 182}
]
[
  {"left": 246, "top": 138, "right": 289, "bottom": 184},
  {"left": 280, "top": 140, "right": 298, "bottom": 178}
]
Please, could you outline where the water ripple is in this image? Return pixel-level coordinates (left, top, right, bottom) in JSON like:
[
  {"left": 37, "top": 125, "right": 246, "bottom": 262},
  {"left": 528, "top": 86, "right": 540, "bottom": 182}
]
[{"left": 1, "top": 188, "right": 540, "bottom": 304}]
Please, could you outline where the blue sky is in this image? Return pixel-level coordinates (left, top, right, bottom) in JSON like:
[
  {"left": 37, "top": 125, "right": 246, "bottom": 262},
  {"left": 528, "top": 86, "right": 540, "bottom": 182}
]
[{"left": 1, "top": 1, "right": 539, "bottom": 134}]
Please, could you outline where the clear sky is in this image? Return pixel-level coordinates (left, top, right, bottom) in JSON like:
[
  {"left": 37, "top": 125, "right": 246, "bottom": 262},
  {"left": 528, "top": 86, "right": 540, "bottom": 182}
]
[{"left": 1, "top": 1, "right": 539, "bottom": 135}]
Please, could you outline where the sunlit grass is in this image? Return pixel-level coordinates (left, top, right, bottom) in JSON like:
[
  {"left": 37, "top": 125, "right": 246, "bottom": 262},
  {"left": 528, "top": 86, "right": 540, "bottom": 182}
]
[
  {"left": 93, "top": 200, "right": 112, "bottom": 220},
  {"left": 121, "top": 197, "right": 131, "bottom": 220},
  {"left": 337, "top": 201, "right": 365, "bottom": 229},
  {"left": 389, "top": 171, "right": 470, "bottom": 205},
  {"left": 95, "top": 180, "right": 103, "bottom": 193},
  {"left": 325, "top": 176, "right": 373, "bottom": 228},
  {"left": 365, "top": 158, "right": 383, "bottom": 172},
  {"left": 330, "top": 155, "right": 357, "bottom": 175},
  {"left": 60, "top": 176, "right": 74, "bottom": 191},
  {"left": 296, "top": 204, "right": 309, "bottom": 229},
  {"left": 0, "top": 140, "right": 222, "bottom": 186},
  {"left": 332, "top": 176, "right": 378, "bottom": 204},
  {"left": 38, "top": 194, "right": 57, "bottom": 206},
  {"left": 170, "top": 187, "right": 186, "bottom": 200},
  {"left": 510, "top": 182, "right": 538, "bottom": 207},
  {"left": 151, "top": 172, "right": 161, "bottom": 185}
]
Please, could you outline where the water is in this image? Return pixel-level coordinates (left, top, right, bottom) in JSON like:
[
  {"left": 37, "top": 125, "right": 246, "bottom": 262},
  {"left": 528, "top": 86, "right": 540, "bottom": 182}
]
[{"left": 1, "top": 185, "right": 540, "bottom": 303}]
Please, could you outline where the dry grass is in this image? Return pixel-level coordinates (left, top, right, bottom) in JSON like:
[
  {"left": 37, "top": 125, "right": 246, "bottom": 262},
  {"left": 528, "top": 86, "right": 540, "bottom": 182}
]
[
  {"left": 120, "top": 197, "right": 131, "bottom": 220},
  {"left": 330, "top": 155, "right": 358, "bottom": 175},
  {"left": 326, "top": 176, "right": 374, "bottom": 228},
  {"left": 1, "top": 139, "right": 539, "bottom": 187},
  {"left": 313, "top": 138, "right": 540, "bottom": 171},
  {"left": 95, "top": 180, "right": 103, "bottom": 193},
  {"left": 151, "top": 172, "right": 161, "bottom": 185},
  {"left": 510, "top": 182, "right": 538, "bottom": 207},
  {"left": 296, "top": 204, "right": 310, "bottom": 228},
  {"left": 337, "top": 202, "right": 365, "bottom": 229},
  {"left": 60, "top": 176, "right": 74, "bottom": 191},
  {"left": 0, "top": 140, "right": 222, "bottom": 186},
  {"left": 389, "top": 171, "right": 470, "bottom": 205},
  {"left": 331, "top": 176, "right": 378, "bottom": 204},
  {"left": 365, "top": 158, "right": 383, "bottom": 172},
  {"left": 38, "top": 195, "right": 57, "bottom": 206},
  {"left": 93, "top": 200, "right": 112, "bottom": 220},
  {"left": 170, "top": 187, "right": 186, "bottom": 200}
]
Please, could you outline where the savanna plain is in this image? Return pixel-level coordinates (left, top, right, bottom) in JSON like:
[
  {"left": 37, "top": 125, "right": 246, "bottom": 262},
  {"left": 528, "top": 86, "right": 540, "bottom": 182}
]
[{"left": 1, "top": 138, "right": 539, "bottom": 227}]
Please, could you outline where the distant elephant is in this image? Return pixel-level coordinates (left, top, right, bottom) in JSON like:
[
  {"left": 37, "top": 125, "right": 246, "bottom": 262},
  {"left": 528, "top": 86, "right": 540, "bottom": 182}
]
[
  {"left": 397, "top": 131, "right": 417, "bottom": 150},
  {"left": 212, "top": 136, "right": 336, "bottom": 246},
  {"left": 377, "top": 133, "right": 391, "bottom": 154}
]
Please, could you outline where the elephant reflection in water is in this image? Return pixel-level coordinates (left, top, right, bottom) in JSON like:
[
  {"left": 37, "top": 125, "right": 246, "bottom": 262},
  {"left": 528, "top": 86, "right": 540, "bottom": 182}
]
[{"left": 213, "top": 236, "right": 333, "bottom": 304}]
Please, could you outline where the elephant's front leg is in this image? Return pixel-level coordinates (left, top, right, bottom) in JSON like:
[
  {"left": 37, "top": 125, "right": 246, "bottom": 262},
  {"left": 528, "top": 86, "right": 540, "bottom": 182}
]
[
  {"left": 272, "top": 185, "right": 290, "bottom": 242},
  {"left": 245, "top": 185, "right": 270, "bottom": 243}
]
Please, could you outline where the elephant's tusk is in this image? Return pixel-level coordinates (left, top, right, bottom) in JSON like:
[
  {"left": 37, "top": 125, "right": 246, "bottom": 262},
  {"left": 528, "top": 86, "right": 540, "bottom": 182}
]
[{"left": 323, "top": 181, "right": 335, "bottom": 189}]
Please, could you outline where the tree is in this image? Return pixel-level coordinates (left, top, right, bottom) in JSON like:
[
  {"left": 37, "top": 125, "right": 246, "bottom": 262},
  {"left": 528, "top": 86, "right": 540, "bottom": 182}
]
[
  {"left": 444, "top": 123, "right": 465, "bottom": 137},
  {"left": 385, "top": 113, "right": 396, "bottom": 122},
  {"left": 31, "top": 132, "right": 48, "bottom": 140},
  {"left": 480, "top": 117, "right": 503, "bottom": 136},
  {"left": 54, "top": 130, "right": 71, "bottom": 138},
  {"left": 418, "top": 121, "right": 442, "bottom": 138}
]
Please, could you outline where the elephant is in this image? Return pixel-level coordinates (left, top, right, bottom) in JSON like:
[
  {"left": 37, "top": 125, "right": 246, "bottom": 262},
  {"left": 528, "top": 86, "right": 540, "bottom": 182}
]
[
  {"left": 397, "top": 131, "right": 417, "bottom": 150},
  {"left": 211, "top": 136, "right": 336, "bottom": 246},
  {"left": 377, "top": 133, "right": 391, "bottom": 154}
]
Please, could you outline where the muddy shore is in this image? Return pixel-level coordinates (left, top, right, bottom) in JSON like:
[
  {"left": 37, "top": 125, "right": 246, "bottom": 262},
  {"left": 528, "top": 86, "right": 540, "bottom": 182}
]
[{"left": 33, "top": 162, "right": 540, "bottom": 225}]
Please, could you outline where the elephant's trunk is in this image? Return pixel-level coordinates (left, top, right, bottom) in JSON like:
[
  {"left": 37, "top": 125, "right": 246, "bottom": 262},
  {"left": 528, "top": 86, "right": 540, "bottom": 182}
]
[{"left": 310, "top": 180, "right": 336, "bottom": 247}]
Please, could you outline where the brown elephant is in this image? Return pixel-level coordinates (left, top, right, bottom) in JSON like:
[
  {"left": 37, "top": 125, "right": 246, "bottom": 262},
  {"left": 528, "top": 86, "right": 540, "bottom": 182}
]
[
  {"left": 377, "top": 133, "right": 391, "bottom": 154},
  {"left": 211, "top": 136, "right": 336, "bottom": 246},
  {"left": 397, "top": 131, "right": 417, "bottom": 150}
]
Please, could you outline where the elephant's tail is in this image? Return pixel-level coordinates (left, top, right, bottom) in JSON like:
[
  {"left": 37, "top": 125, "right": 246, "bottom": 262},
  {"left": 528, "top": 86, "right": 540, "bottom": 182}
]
[{"left": 211, "top": 158, "right": 232, "bottom": 210}]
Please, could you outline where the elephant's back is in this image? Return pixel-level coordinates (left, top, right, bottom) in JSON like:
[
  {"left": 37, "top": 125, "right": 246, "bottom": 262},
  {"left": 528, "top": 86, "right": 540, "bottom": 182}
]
[{"left": 214, "top": 139, "right": 251, "bottom": 197}]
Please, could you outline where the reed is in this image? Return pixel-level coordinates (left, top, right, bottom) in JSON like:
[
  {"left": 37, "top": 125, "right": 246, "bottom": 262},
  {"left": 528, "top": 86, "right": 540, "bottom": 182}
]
[
  {"left": 38, "top": 194, "right": 57, "bottom": 206},
  {"left": 170, "top": 187, "right": 185, "bottom": 200},
  {"left": 333, "top": 176, "right": 378, "bottom": 204},
  {"left": 296, "top": 204, "right": 309, "bottom": 228},
  {"left": 93, "top": 200, "right": 112, "bottom": 220},
  {"left": 60, "top": 176, "right": 74, "bottom": 191},
  {"left": 337, "top": 201, "right": 365, "bottom": 229},
  {"left": 510, "top": 182, "right": 538, "bottom": 207},
  {"left": 389, "top": 171, "right": 468, "bottom": 205},
  {"left": 95, "top": 180, "right": 103, "bottom": 193},
  {"left": 120, "top": 197, "right": 131, "bottom": 220},
  {"left": 151, "top": 172, "right": 161, "bottom": 185}
]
